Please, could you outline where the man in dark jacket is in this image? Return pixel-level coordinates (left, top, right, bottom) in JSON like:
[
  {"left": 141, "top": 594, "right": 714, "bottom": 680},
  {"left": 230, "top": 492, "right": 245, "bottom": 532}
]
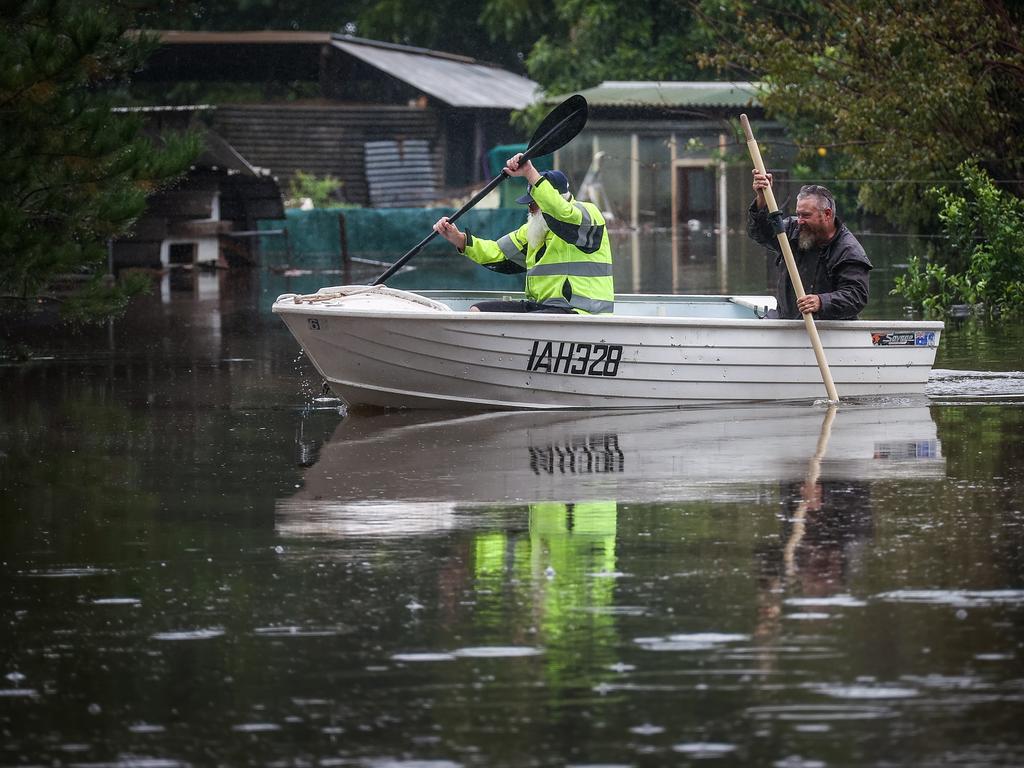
[{"left": 748, "top": 170, "right": 872, "bottom": 319}]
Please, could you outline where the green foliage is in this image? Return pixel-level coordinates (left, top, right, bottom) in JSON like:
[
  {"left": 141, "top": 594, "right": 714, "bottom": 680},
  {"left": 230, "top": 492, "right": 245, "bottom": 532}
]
[
  {"left": 891, "top": 253, "right": 960, "bottom": 318},
  {"left": 698, "top": 0, "right": 1024, "bottom": 230},
  {"left": 524, "top": 0, "right": 706, "bottom": 93},
  {"left": 142, "top": 0, "right": 529, "bottom": 72},
  {"left": 356, "top": 0, "right": 545, "bottom": 73},
  {"left": 0, "top": 0, "right": 200, "bottom": 326},
  {"left": 892, "top": 162, "right": 1024, "bottom": 317},
  {"left": 286, "top": 171, "right": 346, "bottom": 209}
]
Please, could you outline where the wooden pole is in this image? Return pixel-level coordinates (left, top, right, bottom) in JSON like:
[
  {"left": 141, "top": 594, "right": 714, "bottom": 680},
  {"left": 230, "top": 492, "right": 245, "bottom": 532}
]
[
  {"left": 740, "top": 114, "right": 840, "bottom": 403},
  {"left": 338, "top": 212, "right": 351, "bottom": 284}
]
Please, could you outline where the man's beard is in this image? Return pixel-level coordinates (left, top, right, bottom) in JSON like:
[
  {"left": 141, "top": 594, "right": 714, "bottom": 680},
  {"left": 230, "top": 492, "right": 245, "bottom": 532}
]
[
  {"left": 527, "top": 210, "right": 549, "bottom": 250},
  {"left": 797, "top": 225, "right": 820, "bottom": 251}
]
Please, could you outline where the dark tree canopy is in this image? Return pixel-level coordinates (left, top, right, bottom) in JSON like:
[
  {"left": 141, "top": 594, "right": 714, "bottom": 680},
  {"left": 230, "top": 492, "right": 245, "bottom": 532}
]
[
  {"left": 136, "top": 0, "right": 369, "bottom": 35},
  {"left": 696, "top": 0, "right": 1024, "bottom": 227},
  {"left": 524, "top": 0, "right": 707, "bottom": 94},
  {"left": 1, "top": 0, "right": 199, "bottom": 324}
]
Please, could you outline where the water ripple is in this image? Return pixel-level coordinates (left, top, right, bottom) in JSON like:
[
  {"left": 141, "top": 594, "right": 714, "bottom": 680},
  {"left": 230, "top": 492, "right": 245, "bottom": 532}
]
[
  {"left": 22, "top": 567, "right": 114, "bottom": 578},
  {"left": 452, "top": 646, "right": 544, "bottom": 659},
  {"left": 127, "top": 723, "right": 167, "bottom": 734},
  {"left": 391, "top": 652, "right": 458, "bottom": 663},
  {"left": 252, "top": 625, "right": 349, "bottom": 637},
  {"left": 231, "top": 723, "right": 281, "bottom": 732},
  {"left": 671, "top": 742, "right": 737, "bottom": 757},
  {"left": 64, "top": 760, "right": 186, "bottom": 767},
  {"left": 150, "top": 629, "right": 225, "bottom": 641},
  {"left": 747, "top": 703, "right": 893, "bottom": 721},
  {"left": 360, "top": 760, "right": 462, "bottom": 768},
  {"left": 635, "top": 633, "right": 748, "bottom": 652},
  {"left": 784, "top": 595, "right": 867, "bottom": 608},
  {"left": 810, "top": 683, "right": 919, "bottom": 699},
  {"left": 902, "top": 674, "right": 992, "bottom": 690},
  {"left": 876, "top": 589, "right": 1024, "bottom": 607},
  {"left": 0, "top": 688, "right": 38, "bottom": 698},
  {"left": 927, "top": 369, "right": 1024, "bottom": 399}
]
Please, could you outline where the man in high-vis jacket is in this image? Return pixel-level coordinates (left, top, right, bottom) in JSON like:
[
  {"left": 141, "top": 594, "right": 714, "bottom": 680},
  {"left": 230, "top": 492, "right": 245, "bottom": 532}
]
[{"left": 432, "top": 154, "right": 614, "bottom": 314}]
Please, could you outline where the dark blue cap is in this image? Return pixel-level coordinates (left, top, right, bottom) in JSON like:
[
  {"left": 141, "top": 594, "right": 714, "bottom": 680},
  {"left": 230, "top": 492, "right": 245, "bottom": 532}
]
[{"left": 516, "top": 170, "right": 570, "bottom": 204}]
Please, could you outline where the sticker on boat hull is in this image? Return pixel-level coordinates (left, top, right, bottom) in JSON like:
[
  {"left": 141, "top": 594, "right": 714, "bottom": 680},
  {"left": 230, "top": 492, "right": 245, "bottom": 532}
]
[
  {"left": 526, "top": 340, "right": 623, "bottom": 377},
  {"left": 871, "top": 331, "right": 936, "bottom": 347}
]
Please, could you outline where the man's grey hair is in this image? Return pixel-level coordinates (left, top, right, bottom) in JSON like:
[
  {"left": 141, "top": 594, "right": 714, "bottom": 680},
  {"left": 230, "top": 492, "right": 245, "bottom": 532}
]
[{"left": 797, "top": 184, "right": 836, "bottom": 215}]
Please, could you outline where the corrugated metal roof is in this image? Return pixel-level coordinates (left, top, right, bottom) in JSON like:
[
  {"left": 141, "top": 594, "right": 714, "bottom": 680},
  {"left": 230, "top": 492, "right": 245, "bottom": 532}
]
[
  {"left": 567, "top": 81, "right": 763, "bottom": 108},
  {"left": 150, "top": 30, "right": 540, "bottom": 110},
  {"left": 331, "top": 37, "right": 539, "bottom": 109}
]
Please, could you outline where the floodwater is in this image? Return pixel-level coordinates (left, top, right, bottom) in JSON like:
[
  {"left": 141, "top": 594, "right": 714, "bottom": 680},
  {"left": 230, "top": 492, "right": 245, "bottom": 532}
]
[{"left": 3, "top": 239, "right": 1024, "bottom": 767}]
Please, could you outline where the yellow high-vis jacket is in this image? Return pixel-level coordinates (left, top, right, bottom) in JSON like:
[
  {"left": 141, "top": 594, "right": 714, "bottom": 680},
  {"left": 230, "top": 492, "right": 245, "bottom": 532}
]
[{"left": 463, "top": 175, "right": 614, "bottom": 314}]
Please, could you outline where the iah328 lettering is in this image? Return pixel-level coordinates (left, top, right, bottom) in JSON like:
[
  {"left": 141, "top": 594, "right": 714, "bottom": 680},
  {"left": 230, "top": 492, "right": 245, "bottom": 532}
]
[{"left": 526, "top": 341, "right": 623, "bottom": 377}]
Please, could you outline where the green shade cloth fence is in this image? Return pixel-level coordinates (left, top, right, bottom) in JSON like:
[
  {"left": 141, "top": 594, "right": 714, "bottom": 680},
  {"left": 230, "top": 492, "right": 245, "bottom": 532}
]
[{"left": 258, "top": 207, "right": 531, "bottom": 269}]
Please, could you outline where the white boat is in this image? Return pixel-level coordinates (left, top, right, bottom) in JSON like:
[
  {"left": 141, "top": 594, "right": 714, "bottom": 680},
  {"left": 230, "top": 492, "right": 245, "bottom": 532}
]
[{"left": 272, "top": 285, "right": 944, "bottom": 410}]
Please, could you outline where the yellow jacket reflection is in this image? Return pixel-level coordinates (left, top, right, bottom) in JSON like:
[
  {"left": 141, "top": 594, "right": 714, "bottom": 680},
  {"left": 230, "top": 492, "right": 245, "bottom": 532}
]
[{"left": 473, "top": 502, "right": 618, "bottom": 660}]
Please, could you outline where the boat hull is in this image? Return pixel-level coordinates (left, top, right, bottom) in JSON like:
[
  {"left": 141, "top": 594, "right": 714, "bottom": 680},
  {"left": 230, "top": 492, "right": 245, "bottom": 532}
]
[{"left": 273, "top": 289, "right": 943, "bottom": 410}]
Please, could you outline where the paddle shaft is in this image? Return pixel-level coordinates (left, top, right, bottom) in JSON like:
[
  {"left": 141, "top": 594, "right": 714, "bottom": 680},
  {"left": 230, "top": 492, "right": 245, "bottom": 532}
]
[
  {"left": 740, "top": 114, "right": 840, "bottom": 403},
  {"left": 372, "top": 102, "right": 586, "bottom": 286},
  {"left": 371, "top": 171, "right": 507, "bottom": 284}
]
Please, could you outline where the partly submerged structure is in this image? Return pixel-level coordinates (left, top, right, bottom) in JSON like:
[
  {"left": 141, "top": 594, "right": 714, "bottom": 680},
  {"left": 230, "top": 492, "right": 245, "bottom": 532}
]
[
  {"left": 112, "top": 107, "right": 284, "bottom": 272},
  {"left": 551, "top": 81, "right": 778, "bottom": 235}
]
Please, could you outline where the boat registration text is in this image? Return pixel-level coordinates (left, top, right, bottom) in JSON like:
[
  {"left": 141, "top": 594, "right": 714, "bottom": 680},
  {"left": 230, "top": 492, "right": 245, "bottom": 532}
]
[{"left": 526, "top": 341, "right": 623, "bottom": 377}]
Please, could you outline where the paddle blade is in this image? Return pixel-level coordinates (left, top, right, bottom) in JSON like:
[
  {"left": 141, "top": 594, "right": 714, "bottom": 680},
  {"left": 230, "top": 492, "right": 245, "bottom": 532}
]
[{"left": 522, "top": 94, "right": 588, "bottom": 161}]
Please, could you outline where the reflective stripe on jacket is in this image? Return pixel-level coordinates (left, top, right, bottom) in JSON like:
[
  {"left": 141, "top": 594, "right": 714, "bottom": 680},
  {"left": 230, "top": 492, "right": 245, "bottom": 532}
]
[{"left": 463, "top": 175, "right": 614, "bottom": 314}]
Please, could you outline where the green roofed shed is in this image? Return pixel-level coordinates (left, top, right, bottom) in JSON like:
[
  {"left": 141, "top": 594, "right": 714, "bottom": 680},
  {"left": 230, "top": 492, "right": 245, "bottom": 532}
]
[{"left": 537, "top": 79, "right": 787, "bottom": 251}]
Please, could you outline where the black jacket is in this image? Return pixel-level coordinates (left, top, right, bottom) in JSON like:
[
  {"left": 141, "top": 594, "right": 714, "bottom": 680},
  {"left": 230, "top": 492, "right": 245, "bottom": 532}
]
[{"left": 747, "top": 200, "right": 872, "bottom": 320}]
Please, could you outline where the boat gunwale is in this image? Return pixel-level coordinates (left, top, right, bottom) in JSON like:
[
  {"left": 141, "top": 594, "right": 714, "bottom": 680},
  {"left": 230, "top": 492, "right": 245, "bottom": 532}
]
[{"left": 272, "top": 301, "right": 945, "bottom": 332}]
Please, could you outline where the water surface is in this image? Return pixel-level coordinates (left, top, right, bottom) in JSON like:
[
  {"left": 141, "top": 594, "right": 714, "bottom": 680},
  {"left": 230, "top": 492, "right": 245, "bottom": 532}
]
[{"left": 2, "top": 248, "right": 1024, "bottom": 766}]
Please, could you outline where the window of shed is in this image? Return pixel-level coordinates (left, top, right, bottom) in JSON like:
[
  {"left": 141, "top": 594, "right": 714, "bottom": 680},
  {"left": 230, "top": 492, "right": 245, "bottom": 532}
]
[{"left": 168, "top": 242, "right": 196, "bottom": 265}]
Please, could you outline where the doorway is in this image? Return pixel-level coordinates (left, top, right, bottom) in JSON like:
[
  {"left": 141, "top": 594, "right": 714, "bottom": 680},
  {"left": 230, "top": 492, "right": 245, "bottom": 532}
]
[{"left": 675, "top": 164, "right": 718, "bottom": 231}]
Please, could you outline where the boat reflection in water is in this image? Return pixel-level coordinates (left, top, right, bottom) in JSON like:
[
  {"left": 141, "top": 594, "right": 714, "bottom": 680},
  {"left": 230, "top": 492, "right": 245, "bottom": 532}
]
[
  {"left": 276, "top": 401, "right": 944, "bottom": 538},
  {"left": 276, "top": 401, "right": 947, "bottom": 690}
]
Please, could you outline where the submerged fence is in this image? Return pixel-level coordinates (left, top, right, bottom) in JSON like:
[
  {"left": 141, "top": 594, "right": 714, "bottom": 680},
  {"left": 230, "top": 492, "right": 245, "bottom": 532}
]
[{"left": 257, "top": 208, "right": 527, "bottom": 271}]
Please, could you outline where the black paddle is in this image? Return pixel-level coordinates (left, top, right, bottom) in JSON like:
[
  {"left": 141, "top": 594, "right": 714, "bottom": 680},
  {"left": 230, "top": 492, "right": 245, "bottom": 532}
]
[{"left": 372, "top": 94, "right": 589, "bottom": 285}]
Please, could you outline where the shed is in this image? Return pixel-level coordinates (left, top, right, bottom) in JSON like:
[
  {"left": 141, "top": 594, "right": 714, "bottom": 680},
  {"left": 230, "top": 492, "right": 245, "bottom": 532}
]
[{"left": 137, "top": 31, "right": 540, "bottom": 206}]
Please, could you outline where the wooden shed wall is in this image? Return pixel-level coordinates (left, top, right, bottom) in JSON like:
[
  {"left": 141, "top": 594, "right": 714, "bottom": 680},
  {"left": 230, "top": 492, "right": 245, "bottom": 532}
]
[
  {"left": 212, "top": 104, "right": 444, "bottom": 206},
  {"left": 113, "top": 169, "right": 283, "bottom": 269}
]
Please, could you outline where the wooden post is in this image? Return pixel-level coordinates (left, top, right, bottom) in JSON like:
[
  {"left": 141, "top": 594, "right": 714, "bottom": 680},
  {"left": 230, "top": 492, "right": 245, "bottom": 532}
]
[{"left": 338, "top": 212, "right": 351, "bottom": 284}]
